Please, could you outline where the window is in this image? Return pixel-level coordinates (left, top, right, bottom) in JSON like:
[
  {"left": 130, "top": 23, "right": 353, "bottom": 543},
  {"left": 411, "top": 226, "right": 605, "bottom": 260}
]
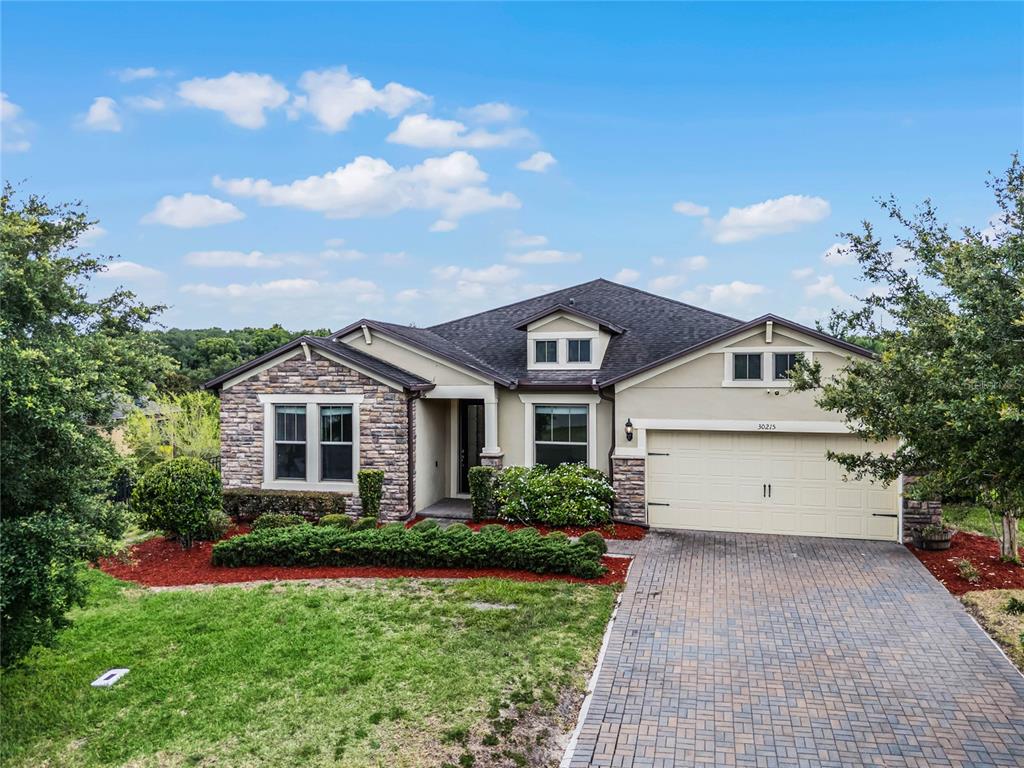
[
  {"left": 535, "top": 339, "right": 558, "bottom": 363},
  {"left": 320, "top": 405, "right": 353, "bottom": 481},
  {"left": 732, "top": 353, "right": 763, "bottom": 381},
  {"left": 773, "top": 352, "right": 803, "bottom": 380},
  {"left": 567, "top": 338, "right": 592, "bottom": 363},
  {"left": 274, "top": 405, "right": 306, "bottom": 479},
  {"left": 534, "top": 405, "right": 588, "bottom": 466}
]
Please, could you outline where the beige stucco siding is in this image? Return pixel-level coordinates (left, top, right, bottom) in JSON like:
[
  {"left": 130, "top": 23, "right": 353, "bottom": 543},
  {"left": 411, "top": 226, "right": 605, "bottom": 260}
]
[
  {"left": 414, "top": 398, "right": 449, "bottom": 511},
  {"left": 724, "top": 329, "right": 813, "bottom": 348},
  {"left": 531, "top": 316, "right": 595, "bottom": 333},
  {"left": 342, "top": 333, "right": 485, "bottom": 386}
]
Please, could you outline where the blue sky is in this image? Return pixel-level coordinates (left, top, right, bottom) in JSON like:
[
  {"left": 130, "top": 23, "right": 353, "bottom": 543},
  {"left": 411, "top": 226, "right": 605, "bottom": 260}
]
[{"left": 2, "top": 2, "right": 1021, "bottom": 330}]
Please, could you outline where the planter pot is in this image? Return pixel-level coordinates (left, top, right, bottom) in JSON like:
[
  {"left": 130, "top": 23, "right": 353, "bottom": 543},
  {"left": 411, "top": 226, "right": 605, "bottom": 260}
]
[{"left": 915, "top": 528, "right": 953, "bottom": 551}]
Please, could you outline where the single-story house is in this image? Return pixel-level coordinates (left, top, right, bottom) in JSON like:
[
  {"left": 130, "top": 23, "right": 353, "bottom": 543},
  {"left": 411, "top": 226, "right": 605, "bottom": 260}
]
[{"left": 205, "top": 278, "right": 926, "bottom": 541}]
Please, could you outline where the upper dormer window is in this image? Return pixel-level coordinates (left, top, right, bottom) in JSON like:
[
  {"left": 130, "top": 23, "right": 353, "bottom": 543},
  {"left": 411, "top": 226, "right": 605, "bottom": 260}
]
[
  {"left": 732, "top": 353, "right": 762, "bottom": 381},
  {"left": 535, "top": 340, "right": 558, "bottom": 363},
  {"left": 773, "top": 352, "right": 803, "bottom": 380},
  {"left": 567, "top": 338, "right": 591, "bottom": 363}
]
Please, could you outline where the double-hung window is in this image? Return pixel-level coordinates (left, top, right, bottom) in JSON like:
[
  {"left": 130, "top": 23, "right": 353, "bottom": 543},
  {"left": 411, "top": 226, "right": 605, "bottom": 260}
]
[
  {"left": 534, "top": 405, "right": 588, "bottom": 466},
  {"left": 773, "top": 352, "right": 803, "bottom": 380},
  {"left": 274, "top": 405, "right": 307, "bottom": 479},
  {"left": 320, "top": 405, "right": 353, "bottom": 481},
  {"left": 535, "top": 339, "right": 558, "bottom": 363},
  {"left": 567, "top": 338, "right": 592, "bottom": 363},
  {"left": 732, "top": 353, "right": 763, "bottom": 381}
]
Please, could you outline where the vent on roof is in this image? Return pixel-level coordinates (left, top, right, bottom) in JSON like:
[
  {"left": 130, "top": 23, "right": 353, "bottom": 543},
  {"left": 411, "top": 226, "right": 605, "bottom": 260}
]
[{"left": 568, "top": 298, "right": 575, "bottom": 306}]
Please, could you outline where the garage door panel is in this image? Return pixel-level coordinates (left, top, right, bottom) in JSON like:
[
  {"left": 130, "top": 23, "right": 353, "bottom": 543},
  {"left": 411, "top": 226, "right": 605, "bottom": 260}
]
[{"left": 645, "top": 430, "right": 899, "bottom": 541}]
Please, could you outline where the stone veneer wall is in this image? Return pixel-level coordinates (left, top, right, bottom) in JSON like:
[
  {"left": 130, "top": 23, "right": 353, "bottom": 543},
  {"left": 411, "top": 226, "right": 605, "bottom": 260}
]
[
  {"left": 220, "top": 351, "right": 411, "bottom": 521},
  {"left": 479, "top": 453, "right": 504, "bottom": 469},
  {"left": 611, "top": 456, "right": 646, "bottom": 525},
  {"left": 900, "top": 474, "right": 943, "bottom": 543}
]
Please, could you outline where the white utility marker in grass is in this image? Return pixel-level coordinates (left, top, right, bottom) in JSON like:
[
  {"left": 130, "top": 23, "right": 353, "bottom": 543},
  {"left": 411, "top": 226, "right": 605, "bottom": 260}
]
[{"left": 91, "top": 668, "right": 129, "bottom": 687}]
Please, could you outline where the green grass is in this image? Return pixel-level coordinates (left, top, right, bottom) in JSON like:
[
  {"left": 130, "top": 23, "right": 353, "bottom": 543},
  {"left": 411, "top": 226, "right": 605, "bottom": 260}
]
[
  {"left": 943, "top": 503, "right": 1024, "bottom": 540},
  {"left": 1, "top": 570, "right": 616, "bottom": 768}
]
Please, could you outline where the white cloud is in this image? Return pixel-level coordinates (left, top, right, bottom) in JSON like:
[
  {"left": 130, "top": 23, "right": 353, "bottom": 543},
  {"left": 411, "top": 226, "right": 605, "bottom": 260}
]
[
  {"left": 142, "top": 193, "right": 245, "bottom": 228},
  {"left": 178, "top": 72, "right": 289, "bottom": 128},
  {"left": 291, "top": 66, "right": 427, "bottom": 132},
  {"left": 458, "top": 102, "right": 524, "bottom": 124},
  {"left": 649, "top": 274, "right": 686, "bottom": 293},
  {"left": 1, "top": 92, "right": 31, "bottom": 152},
  {"left": 507, "top": 230, "right": 548, "bottom": 247},
  {"left": 79, "top": 224, "right": 107, "bottom": 246},
  {"left": 82, "top": 97, "right": 122, "bottom": 132},
  {"left": 613, "top": 268, "right": 640, "bottom": 285},
  {"left": 683, "top": 255, "right": 709, "bottom": 271},
  {"left": 517, "top": 151, "right": 556, "bottom": 173},
  {"left": 683, "top": 281, "right": 766, "bottom": 307},
  {"left": 673, "top": 200, "right": 709, "bottom": 217},
  {"left": 115, "top": 67, "right": 166, "bottom": 82},
  {"left": 821, "top": 242, "right": 856, "bottom": 265},
  {"left": 791, "top": 266, "right": 815, "bottom": 280},
  {"left": 98, "top": 260, "right": 164, "bottom": 282},
  {"left": 214, "top": 151, "right": 519, "bottom": 225},
  {"left": 804, "top": 274, "right": 853, "bottom": 304},
  {"left": 507, "top": 249, "right": 581, "bottom": 264},
  {"left": 324, "top": 238, "right": 346, "bottom": 248},
  {"left": 429, "top": 219, "right": 458, "bottom": 232},
  {"left": 650, "top": 256, "right": 667, "bottom": 267},
  {"left": 395, "top": 288, "right": 422, "bottom": 302},
  {"left": 185, "top": 250, "right": 281, "bottom": 268},
  {"left": 708, "top": 195, "right": 830, "bottom": 243},
  {"left": 387, "top": 113, "right": 531, "bottom": 149},
  {"left": 181, "top": 277, "right": 381, "bottom": 303},
  {"left": 126, "top": 96, "right": 166, "bottom": 111},
  {"left": 432, "top": 264, "right": 520, "bottom": 283}
]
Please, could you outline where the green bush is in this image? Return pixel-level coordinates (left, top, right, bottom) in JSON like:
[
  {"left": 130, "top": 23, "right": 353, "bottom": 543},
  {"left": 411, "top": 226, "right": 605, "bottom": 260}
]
[
  {"left": 352, "top": 516, "right": 378, "bottom": 531},
  {"left": 578, "top": 531, "right": 608, "bottom": 554},
  {"left": 212, "top": 520, "right": 606, "bottom": 578},
  {"left": 1005, "top": 596, "right": 1024, "bottom": 616},
  {"left": 494, "top": 463, "right": 612, "bottom": 527},
  {"left": 413, "top": 518, "right": 439, "bottom": 531},
  {"left": 251, "top": 513, "right": 306, "bottom": 532},
  {"left": 131, "top": 457, "right": 222, "bottom": 549},
  {"left": 319, "top": 514, "right": 352, "bottom": 528},
  {"left": 358, "top": 469, "right": 385, "bottom": 519},
  {"left": 222, "top": 488, "right": 346, "bottom": 521},
  {"left": 204, "top": 510, "right": 232, "bottom": 541},
  {"left": 468, "top": 466, "right": 497, "bottom": 521}
]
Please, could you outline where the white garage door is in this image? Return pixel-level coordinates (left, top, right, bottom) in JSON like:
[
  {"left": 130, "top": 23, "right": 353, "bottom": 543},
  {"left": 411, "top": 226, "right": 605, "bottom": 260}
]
[{"left": 645, "top": 430, "right": 899, "bottom": 540}]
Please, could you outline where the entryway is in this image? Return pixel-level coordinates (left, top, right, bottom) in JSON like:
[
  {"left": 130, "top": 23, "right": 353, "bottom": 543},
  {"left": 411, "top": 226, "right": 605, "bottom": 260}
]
[{"left": 457, "top": 399, "right": 484, "bottom": 495}]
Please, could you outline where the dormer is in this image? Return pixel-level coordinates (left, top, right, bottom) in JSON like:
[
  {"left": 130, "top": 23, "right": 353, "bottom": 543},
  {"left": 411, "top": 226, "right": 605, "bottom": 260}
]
[{"left": 514, "top": 303, "right": 624, "bottom": 371}]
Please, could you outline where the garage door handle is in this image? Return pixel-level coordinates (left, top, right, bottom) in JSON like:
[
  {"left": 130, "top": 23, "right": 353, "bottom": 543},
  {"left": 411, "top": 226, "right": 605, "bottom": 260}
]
[
  {"left": 647, "top": 502, "right": 670, "bottom": 507},
  {"left": 872, "top": 513, "right": 898, "bottom": 518},
  {"left": 647, "top": 452, "right": 670, "bottom": 456}
]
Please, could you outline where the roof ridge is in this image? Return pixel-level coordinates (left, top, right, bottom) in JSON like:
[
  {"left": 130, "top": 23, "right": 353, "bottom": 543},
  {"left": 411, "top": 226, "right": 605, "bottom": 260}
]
[
  {"left": 593, "top": 279, "right": 744, "bottom": 324},
  {"left": 361, "top": 320, "right": 511, "bottom": 381},
  {"left": 427, "top": 278, "right": 609, "bottom": 331}
]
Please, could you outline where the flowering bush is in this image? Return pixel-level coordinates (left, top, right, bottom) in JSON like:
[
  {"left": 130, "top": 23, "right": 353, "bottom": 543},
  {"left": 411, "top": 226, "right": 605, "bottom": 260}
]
[{"left": 494, "top": 463, "right": 613, "bottom": 527}]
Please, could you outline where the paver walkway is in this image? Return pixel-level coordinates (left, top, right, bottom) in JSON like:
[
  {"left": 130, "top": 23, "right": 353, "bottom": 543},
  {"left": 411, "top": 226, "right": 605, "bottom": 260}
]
[{"left": 568, "top": 530, "right": 1024, "bottom": 767}]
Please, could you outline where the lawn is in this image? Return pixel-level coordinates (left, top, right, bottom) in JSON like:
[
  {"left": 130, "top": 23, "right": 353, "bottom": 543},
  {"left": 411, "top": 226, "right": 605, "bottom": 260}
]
[
  {"left": 961, "top": 589, "right": 1024, "bottom": 672},
  {"left": 1, "top": 570, "right": 617, "bottom": 768},
  {"left": 943, "top": 503, "right": 1024, "bottom": 540}
]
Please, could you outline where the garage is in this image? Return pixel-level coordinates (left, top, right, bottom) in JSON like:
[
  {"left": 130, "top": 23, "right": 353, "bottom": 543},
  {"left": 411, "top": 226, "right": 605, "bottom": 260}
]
[{"left": 645, "top": 430, "right": 900, "bottom": 540}]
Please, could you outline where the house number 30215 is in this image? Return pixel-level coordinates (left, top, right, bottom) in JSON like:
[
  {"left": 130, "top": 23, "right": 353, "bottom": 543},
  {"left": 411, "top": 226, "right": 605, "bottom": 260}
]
[{"left": 757, "top": 423, "right": 777, "bottom": 431}]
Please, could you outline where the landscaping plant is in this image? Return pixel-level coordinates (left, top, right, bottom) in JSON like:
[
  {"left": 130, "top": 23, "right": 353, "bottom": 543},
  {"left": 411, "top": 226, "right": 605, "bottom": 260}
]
[
  {"left": 123, "top": 390, "right": 220, "bottom": 472},
  {"left": 318, "top": 514, "right": 352, "bottom": 528},
  {"left": 131, "top": 457, "right": 223, "bottom": 549},
  {"left": 357, "top": 469, "right": 385, "bottom": 518},
  {"left": 250, "top": 513, "right": 306, "bottom": 532},
  {"left": 790, "top": 156, "right": 1024, "bottom": 562},
  {"left": 468, "top": 465, "right": 497, "bottom": 521},
  {"left": 953, "top": 557, "right": 982, "bottom": 585},
  {"left": 222, "top": 488, "right": 346, "bottom": 521},
  {"left": 493, "top": 463, "right": 613, "bottom": 527}
]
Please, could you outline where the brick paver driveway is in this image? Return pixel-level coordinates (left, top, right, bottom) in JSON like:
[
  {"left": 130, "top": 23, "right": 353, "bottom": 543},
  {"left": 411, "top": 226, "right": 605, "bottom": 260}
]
[{"left": 568, "top": 531, "right": 1024, "bottom": 768}]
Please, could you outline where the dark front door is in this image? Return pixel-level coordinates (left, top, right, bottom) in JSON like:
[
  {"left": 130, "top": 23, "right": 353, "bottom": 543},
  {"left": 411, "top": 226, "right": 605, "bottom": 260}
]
[{"left": 458, "top": 399, "right": 485, "bottom": 494}]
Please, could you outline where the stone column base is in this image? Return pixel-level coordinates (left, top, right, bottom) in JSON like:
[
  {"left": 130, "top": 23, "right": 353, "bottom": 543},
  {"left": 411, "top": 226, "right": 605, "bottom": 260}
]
[
  {"left": 902, "top": 499, "right": 942, "bottom": 543},
  {"left": 479, "top": 452, "right": 504, "bottom": 470},
  {"left": 611, "top": 456, "right": 646, "bottom": 525}
]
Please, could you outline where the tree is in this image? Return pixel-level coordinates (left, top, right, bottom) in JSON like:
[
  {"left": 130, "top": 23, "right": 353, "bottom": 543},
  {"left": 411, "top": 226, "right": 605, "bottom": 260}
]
[
  {"left": 792, "top": 157, "right": 1024, "bottom": 560},
  {"left": 124, "top": 390, "right": 220, "bottom": 472},
  {"left": 0, "top": 186, "right": 173, "bottom": 665}
]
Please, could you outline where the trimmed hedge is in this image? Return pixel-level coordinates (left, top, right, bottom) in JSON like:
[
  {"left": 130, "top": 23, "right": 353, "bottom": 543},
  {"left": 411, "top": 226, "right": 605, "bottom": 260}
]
[
  {"left": 319, "top": 514, "right": 352, "bottom": 528},
  {"left": 468, "top": 465, "right": 496, "bottom": 521},
  {"left": 494, "top": 463, "right": 613, "bottom": 527},
  {"left": 131, "top": 457, "right": 223, "bottom": 549},
  {"left": 352, "top": 516, "right": 378, "bottom": 531},
  {"left": 251, "top": 513, "right": 306, "bottom": 532},
  {"left": 222, "top": 488, "right": 346, "bottom": 522},
  {"left": 211, "top": 521, "right": 606, "bottom": 578},
  {"left": 357, "top": 469, "right": 385, "bottom": 518},
  {"left": 578, "top": 531, "right": 608, "bottom": 554}
]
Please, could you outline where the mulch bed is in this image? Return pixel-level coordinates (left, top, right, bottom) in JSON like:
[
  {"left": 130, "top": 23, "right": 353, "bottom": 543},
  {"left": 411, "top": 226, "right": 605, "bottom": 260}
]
[
  {"left": 406, "top": 516, "right": 647, "bottom": 540},
  {"left": 99, "top": 526, "right": 630, "bottom": 588},
  {"left": 907, "top": 531, "right": 1024, "bottom": 595}
]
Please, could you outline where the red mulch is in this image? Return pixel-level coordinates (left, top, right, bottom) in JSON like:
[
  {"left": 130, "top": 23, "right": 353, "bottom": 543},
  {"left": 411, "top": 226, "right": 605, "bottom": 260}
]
[
  {"left": 406, "top": 516, "right": 647, "bottom": 540},
  {"left": 907, "top": 531, "right": 1024, "bottom": 595},
  {"left": 99, "top": 525, "right": 630, "bottom": 588}
]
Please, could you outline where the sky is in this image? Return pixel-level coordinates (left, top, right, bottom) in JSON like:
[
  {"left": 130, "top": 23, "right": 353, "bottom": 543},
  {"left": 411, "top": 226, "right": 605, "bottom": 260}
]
[{"left": 2, "top": 2, "right": 1021, "bottom": 331}]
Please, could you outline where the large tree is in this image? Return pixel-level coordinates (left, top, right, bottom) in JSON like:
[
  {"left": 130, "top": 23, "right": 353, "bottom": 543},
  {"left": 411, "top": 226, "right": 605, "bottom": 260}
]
[
  {"left": 794, "top": 157, "right": 1024, "bottom": 560},
  {"left": 0, "top": 186, "right": 173, "bottom": 665}
]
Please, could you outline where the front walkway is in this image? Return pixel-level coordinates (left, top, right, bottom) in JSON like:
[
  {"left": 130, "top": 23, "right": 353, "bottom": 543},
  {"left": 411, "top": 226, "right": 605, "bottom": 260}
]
[{"left": 567, "top": 531, "right": 1024, "bottom": 768}]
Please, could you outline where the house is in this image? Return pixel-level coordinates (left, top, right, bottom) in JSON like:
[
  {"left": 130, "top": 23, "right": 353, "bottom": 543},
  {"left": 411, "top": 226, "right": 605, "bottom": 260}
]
[{"left": 205, "top": 278, "right": 912, "bottom": 541}]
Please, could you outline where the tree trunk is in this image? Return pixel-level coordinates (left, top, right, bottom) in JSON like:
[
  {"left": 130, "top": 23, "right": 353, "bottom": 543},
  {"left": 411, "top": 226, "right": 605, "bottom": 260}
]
[{"left": 1001, "top": 512, "right": 1020, "bottom": 562}]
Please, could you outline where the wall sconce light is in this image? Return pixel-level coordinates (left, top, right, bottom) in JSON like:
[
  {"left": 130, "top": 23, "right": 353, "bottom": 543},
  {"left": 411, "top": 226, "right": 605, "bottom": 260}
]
[{"left": 625, "top": 418, "right": 634, "bottom": 442}]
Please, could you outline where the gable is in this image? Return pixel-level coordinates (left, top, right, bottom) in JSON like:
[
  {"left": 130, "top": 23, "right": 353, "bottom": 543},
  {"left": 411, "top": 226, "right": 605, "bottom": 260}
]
[
  {"left": 340, "top": 329, "right": 490, "bottom": 386},
  {"left": 529, "top": 314, "right": 597, "bottom": 333},
  {"left": 724, "top": 329, "right": 813, "bottom": 348}
]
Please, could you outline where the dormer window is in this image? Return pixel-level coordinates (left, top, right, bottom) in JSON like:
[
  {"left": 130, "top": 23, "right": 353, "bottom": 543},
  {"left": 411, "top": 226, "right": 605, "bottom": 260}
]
[
  {"left": 733, "top": 353, "right": 762, "bottom": 381},
  {"left": 535, "top": 340, "right": 558, "bottom": 363},
  {"left": 567, "top": 338, "right": 591, "bottom": 363}
]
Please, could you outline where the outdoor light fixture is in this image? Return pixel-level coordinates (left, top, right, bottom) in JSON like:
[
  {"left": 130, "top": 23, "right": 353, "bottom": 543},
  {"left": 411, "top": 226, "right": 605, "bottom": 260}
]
[{"left": 625, "top": 418, "right": 634, "bottom": 442}]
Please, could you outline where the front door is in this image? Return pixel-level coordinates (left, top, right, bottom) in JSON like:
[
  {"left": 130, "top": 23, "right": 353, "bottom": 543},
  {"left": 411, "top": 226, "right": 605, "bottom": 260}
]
[{"left": 458, "top": 399, "right": 485, "bottom": 494}]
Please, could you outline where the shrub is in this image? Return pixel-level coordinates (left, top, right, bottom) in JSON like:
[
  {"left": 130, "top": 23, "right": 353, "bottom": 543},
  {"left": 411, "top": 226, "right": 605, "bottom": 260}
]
[
  {"left": 251, "top": 513, "right": 306, "bottom": 532},
  {"left": 222, "top": 488, "right": 346, "bottom": 522},
  {"left": 413, "top": 518, "right": 439, "bottom": 531},
  {"left": 468, "top": 466, "right": 497, "bottom": 521},
  {"left": 319, "top": 514, "right": 352, "bottom": 528},
  {"left": 131, "top": 457, "right": 222, "bottom": 549},
  {"left": 358, "top": 469, "right": 385, "bottom": 519},
  {"left": 1004, "top": 596, "right": 1024, "bottom": 615},
  {"left": 494, "top": 463, "right": 613, "bottom": 527},
  {"left": 578, "top": 531, "right": 608, "bottom": 554},
  {"left": 952, "top": 557, "right": 981, "bottom": 584},
  {"left": 203, "top": 510, "right": 232, "bottom": 541},
  {"left": 211, "top": 521, "right": 606, "bottom": 578},
  {"left": 352, "top": 516, "right": 378, "bottom": 531}
]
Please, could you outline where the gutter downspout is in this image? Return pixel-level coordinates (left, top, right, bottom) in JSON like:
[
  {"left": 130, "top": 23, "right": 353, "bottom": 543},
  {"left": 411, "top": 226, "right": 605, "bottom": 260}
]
[
  {"left": 406, "top": 390, "right": 423, "bottom": 519},
  {"left": 594, "top": 378, "right": 616, "bottom": 480}
]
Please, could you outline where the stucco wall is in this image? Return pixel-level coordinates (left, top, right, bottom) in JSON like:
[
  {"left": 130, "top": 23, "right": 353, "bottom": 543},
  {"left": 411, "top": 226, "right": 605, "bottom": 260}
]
[
  {"left": 414, "top": 397, "right": 449, "bottom": 511},
  {"left": 341, "top": 332, "right": 485, "bottom": 386},
  {"left": 219, "top": 351, "right": 411, "bottom": 520}
]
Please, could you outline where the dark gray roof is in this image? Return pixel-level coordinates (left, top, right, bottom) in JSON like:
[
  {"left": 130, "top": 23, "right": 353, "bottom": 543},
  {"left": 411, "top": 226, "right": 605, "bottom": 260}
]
[{"left": 202, "top": 335, "right": 433, "bottom": 391}]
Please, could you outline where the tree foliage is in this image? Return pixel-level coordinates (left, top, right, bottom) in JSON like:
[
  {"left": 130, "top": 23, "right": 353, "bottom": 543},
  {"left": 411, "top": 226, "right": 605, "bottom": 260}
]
[
  {"left": 792, "top": 157, "right": 1024, "bottom": 560},
  {"left": 124, "top": 390, "right": 220, "bottom": 472},
  {"left": 0, "top": 185, "right": 173, "bottom": 665}
]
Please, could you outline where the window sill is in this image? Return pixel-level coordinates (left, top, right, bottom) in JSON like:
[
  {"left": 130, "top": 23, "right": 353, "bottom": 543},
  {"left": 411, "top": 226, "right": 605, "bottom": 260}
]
[
  {"left": 720, "top": 380, "right": 794, "bottom": 388},
  {"left": 261, "top": 480, "right": 356, "bottom": 493}
]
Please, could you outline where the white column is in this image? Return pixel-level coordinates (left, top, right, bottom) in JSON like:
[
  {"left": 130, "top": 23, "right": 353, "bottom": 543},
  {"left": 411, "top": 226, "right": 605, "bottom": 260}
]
[{"left": 483, "top": 399, "right": 499, "bottom": 454}]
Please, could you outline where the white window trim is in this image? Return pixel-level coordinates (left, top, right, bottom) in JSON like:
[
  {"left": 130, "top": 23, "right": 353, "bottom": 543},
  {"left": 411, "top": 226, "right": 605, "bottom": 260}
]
[
  {"left": 722, "top": 350, "right": 814, "bottom": 388},
  {"left": 258, "top": 393, "right": 364, "bottom": 491},
  {"left": 518, "top": 393, "right": 599, "bottom": 468},
  {"left": 527, "top": 330, "right": 600, "bottom": 371}
]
